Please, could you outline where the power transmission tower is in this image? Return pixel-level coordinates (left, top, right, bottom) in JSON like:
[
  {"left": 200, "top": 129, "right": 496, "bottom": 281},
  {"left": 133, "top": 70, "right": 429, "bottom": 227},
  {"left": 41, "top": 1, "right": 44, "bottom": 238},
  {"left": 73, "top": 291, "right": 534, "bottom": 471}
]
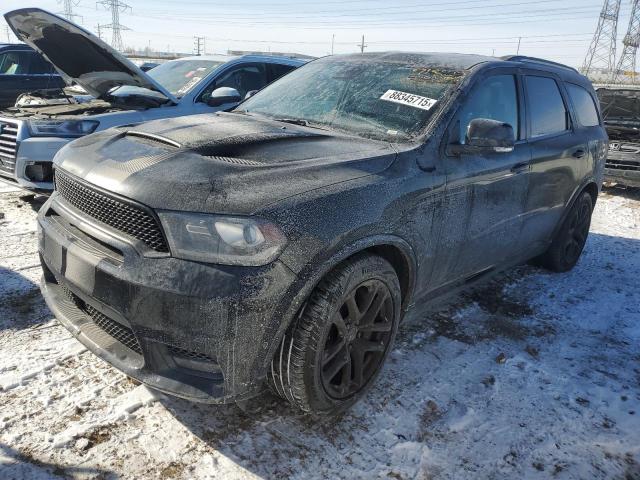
[
  {"left": 193, "top": 36, "right": 205, "bottom": 55},
  {"left": 97, "top": 0, "right": 131, "bottom": 51},
  {"left": 582, "top": 0, "right": 622, "bottom": 77},
  {"left": 357, "top": 35, "right": 367, "bottom": 53},
  {"left": 58, "top": 0, "right": 82, "bottom": 23},
  {"left": 612, "top": 0, "right": 640, "bottom": 83}
]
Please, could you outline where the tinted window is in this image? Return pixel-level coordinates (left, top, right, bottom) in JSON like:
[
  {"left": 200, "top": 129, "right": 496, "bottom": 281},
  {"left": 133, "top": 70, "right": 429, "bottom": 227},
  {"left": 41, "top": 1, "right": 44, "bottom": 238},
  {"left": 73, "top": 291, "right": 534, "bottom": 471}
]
[
  {"left": 27, "top": 53, "right": 54, "bottom": 75},
  {"left": 526, "top": 76, "right": 568, "bottom": 137},
  {"left": 455, "top": 74, "right": 519, "bottom": 144},
  {"left": 0, "top": 51, "right": 31, "bottom": 75},
  {"left": 268, "top": 63, "right": 296, "bottom": 83},
  {"left": 215, "top": 64, "right": 267, "bottom": 99},
  {"left": 567, "top": 83, "right": 600, "bottom": 127}
]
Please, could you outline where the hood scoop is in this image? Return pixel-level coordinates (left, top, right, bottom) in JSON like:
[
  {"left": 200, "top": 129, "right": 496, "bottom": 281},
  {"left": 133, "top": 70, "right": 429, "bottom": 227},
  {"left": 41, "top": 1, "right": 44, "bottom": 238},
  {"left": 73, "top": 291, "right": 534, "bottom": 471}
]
[{"left": 207, "top": 156, "right": 265, "bottom": 166}]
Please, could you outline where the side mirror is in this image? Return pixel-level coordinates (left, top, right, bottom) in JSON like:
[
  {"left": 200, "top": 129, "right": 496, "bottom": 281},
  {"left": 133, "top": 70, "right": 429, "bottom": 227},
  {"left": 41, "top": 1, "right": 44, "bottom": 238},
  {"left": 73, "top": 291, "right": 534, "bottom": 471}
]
[
  {"left": 245, "top": 90, "right": 258, "bottom": 100},
  {"left": 448, "top": 118, "right": 515, "bottom": 156},
  {"left": 207, "top": 87, "right": 242, "bottom": 107}
]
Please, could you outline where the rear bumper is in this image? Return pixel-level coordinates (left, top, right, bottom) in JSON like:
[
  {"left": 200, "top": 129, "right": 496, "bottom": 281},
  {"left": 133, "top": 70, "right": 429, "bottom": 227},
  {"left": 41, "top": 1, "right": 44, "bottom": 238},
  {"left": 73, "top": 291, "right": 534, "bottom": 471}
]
[{"left": 38, "top": 194, "right": 299, "bottom": 403}]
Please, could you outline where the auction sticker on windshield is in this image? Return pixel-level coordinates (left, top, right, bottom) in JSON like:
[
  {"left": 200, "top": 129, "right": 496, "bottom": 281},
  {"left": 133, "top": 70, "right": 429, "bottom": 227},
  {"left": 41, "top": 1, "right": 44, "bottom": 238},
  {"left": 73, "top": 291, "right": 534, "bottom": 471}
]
[{"left": 380, "top": 90, "right": 437, "bottom": 111}]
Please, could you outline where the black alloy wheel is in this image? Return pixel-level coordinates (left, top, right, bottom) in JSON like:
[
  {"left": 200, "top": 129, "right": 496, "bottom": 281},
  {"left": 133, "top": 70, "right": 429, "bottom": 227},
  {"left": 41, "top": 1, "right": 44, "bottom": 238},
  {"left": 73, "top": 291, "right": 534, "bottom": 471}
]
[
  {"left": 320, "top": 279, "right": 394, "bottom": 399},
  {"left": 536, "top": 191, "right": 594, "bottom": 272},
  {"left": 269, "top": 253, "right": 401, "bottom": 415}
]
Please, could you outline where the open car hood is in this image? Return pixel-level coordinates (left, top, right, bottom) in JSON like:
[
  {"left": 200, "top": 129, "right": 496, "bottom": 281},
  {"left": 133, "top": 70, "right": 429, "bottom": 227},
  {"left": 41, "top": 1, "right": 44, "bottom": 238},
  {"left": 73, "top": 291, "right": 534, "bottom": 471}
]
[
  {"left": 5, "top": 8, "right": 177, "bottom": 103},
  {"left": 598, "top": 88, "right": 640, "bottom": 124}
]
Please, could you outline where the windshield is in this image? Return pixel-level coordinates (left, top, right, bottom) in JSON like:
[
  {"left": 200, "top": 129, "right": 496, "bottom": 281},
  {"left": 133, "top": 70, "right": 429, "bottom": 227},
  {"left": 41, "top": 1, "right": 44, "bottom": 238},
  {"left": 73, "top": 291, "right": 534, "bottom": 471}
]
[
  {"left": 110, "top": 59, "right": 224, "bottom": 99},
  {"left": 239, "top": 56, "right": 465, "bottom": 141}
]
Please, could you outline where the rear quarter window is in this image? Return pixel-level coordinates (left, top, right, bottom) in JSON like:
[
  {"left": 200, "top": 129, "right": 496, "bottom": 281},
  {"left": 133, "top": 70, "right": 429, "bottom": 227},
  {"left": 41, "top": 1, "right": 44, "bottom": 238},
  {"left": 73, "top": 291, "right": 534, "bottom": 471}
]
[
  {"left": 566, "top": 83, "right": 600, "bottom": 127},
  {"left": 525, "top": 76, "right": 568, "bottom": 137}
]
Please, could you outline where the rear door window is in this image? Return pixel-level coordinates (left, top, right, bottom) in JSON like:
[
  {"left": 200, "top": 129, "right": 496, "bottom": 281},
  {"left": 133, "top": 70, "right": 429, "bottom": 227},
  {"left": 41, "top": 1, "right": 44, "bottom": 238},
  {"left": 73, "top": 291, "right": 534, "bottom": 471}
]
[
  {"left": 454, "top": 74, "right": 519, "bottom": 144},
  {"left": 525, "top": 76, "right": 569, "bottom": 137},
  {"left": 566, "top": 83, "right": 600, "bottom": 127}
]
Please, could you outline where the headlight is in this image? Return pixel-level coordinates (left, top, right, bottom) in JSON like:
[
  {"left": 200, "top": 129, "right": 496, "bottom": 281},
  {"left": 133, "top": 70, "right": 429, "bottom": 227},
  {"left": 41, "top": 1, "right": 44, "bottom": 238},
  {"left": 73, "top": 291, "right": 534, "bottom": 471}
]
[
  {"left": 28, "top": 119, "right": 99, "bottom": 137},
  {"left": 158, "top": 211, "right": 287, "bottom": 266}
]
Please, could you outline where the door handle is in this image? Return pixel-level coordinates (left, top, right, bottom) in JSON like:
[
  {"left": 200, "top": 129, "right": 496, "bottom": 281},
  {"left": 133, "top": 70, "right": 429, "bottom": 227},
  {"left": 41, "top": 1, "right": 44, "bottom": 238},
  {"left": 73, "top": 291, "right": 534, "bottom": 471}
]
[
  {"left": 510, "top": 162, "right": 529, "bottom": 174},
  {"left": 572, "top": 149, "right": 586, "bottom": 159}
]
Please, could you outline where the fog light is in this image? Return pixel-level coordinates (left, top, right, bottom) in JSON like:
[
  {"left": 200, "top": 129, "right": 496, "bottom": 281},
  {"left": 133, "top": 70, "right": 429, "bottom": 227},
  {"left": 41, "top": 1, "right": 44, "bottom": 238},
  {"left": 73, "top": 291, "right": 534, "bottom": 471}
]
[{"left": 25, "top": 162, "right": 53, "bottom": 183}]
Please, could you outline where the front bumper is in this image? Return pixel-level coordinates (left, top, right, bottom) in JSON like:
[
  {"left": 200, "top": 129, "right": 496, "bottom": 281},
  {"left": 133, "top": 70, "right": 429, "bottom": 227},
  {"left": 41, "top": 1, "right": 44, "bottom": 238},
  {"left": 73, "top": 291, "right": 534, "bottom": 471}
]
[
  {"left": 605, "top": 147, "right": 640, "bottom": 188},
  {"left": 0, "top": 116, "right": 70, "bottom": 192},
  {"left": 38, "top": 194, "right": 298, "bottom": 403}
]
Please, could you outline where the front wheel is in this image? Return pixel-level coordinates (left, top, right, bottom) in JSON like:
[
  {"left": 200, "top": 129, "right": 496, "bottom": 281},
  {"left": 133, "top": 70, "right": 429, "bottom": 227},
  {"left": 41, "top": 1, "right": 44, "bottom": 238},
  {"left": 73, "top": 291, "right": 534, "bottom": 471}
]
[
  {"left": 536, "top": 191, "right": 594, "bottom": 273},
  {"left": 269, "top": 253, "right": 401, "bottom": 415}
]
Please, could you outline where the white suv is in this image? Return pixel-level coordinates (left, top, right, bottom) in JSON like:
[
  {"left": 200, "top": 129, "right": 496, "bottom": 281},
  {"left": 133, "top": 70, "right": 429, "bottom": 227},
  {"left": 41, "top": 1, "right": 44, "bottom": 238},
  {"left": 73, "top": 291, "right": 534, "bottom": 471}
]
[{"left": 0, "top": 8, "right": 305, "bottom": 192}]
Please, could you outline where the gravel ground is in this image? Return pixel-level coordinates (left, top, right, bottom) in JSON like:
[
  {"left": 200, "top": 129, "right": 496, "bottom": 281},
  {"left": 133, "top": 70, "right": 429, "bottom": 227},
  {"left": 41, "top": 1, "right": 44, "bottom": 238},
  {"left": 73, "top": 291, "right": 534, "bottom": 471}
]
[{"left": 0, "top": 182, "right": 639, "bottom": 480}]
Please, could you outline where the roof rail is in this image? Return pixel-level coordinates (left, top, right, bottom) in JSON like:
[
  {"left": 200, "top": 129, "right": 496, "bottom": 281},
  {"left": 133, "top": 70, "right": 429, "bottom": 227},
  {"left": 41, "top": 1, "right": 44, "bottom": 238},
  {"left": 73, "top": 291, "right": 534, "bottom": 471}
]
[{"left": 501, "top": 55, "right": 580, "bottom": 75}]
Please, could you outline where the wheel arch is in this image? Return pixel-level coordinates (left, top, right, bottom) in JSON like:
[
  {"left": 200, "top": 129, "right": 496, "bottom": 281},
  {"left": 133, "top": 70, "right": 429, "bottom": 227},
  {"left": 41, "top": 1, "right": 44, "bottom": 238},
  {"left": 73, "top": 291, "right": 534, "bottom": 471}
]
[
  {"left": 551, "top": 178, "right": 600, "bottom": 240},
  {"left": 262, "top": 235, "right": 418, "bottom": 377}
]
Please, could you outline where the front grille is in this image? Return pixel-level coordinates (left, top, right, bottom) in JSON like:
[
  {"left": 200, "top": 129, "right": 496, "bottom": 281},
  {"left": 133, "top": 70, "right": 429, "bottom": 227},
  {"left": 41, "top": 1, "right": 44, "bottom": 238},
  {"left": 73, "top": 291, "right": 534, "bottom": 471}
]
[
  {"left": 53, "top": 274, "right": 143, "bottom": 355},
  {"left": 84, "top": 304, "right": 143, "bottom": 355},
  {"left": 606, "top": 158, "right": 640, "bottom": 171},
  {"left": 169, "top": 345, "right": 216, "bottom": 362},
  {"left": 0, "top": 119, "right": 20, "bottom": 177},
  {"left": 55, "top": 169, "right": 169, "bottom": 252}
]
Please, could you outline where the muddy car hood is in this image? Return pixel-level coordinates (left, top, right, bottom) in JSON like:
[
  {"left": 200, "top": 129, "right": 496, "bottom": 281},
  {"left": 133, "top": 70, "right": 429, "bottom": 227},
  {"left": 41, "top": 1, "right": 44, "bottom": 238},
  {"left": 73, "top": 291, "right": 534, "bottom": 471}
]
[
  {"left": 54, "top": 112, "right": 398, "bottom": 214},
  {"left": 5, "top": 8, "right": 176, "bottom": 103}
]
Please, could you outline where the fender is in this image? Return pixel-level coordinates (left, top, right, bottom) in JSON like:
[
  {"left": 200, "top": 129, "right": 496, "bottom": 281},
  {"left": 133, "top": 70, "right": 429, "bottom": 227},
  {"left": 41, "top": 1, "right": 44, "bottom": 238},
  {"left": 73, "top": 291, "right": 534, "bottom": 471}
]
[
  {"left": 550, "top": 175, "right": 600, "bottom": 241},
  {"left": 260, "top": 234, "right": 418, "bottom": 376}
]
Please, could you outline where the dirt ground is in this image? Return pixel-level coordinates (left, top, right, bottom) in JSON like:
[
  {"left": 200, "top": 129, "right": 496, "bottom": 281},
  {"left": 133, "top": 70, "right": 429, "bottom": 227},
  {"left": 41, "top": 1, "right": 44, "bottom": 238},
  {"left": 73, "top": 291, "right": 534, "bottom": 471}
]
[{"left": 1, "top": 182, "right": 639, "bottom": 480}]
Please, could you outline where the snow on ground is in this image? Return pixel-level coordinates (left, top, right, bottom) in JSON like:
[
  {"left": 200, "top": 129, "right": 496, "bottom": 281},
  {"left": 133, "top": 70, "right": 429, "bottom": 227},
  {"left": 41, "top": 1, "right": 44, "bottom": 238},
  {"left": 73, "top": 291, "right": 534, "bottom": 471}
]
[{"left": 0, "top": 181, "right": 639, "bottom": 480}]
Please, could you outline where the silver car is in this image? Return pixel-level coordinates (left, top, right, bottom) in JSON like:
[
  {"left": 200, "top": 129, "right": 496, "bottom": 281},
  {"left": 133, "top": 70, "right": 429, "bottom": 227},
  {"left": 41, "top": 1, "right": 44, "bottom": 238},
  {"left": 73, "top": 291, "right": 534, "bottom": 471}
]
[{"left": 0, "top": 8, "right": 305, "bottom": 192}]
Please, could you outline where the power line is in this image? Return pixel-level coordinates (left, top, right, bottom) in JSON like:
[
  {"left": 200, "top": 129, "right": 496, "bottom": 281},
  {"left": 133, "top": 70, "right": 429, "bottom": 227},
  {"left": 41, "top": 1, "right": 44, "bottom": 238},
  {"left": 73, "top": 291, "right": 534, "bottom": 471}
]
[
  {"left": 582, "top": 0, "right": 622, "bottom": 75},
  {"left": 97, "top": 0, "right": 131, "bottom": 51},
  {"left": 58, "top": 0, "right": 82, "bottom": 23},
  {"left": 613, "top": 0, "right": 640, "bottom": 83},
  {"left": 357, "top": 35, "right": 367, "bottom": 53},
  {"left": 193, "top": 36, "right": 205, "bottom": 55}
]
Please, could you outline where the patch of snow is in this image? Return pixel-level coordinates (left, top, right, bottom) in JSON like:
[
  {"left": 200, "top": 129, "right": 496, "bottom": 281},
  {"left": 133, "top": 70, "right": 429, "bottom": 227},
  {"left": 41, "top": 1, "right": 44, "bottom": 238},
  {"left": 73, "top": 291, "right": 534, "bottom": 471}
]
[{"left": 0, "top": 187, "right": 639, "bottom": 479}]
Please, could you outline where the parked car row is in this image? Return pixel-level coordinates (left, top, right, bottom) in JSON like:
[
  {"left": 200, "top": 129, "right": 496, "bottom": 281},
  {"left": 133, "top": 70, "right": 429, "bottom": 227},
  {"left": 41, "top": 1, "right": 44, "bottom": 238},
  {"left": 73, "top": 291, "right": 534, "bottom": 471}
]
[
  {"left": 0, "top": 9, "right": 304, "bottom": 191},
  {"left": 2, "top": 8, "right": 611, "bottom": 415}
]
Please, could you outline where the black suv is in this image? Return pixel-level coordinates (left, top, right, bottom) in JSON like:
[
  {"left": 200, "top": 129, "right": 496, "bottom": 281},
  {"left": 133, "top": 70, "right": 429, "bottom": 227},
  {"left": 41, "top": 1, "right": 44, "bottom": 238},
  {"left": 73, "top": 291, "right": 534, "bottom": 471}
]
[
  {"left": 0, "top": 43, "right": 63, "bottom": 108},
  {"left": 37, "top": 52, "right": 607, "bottom": 415}
]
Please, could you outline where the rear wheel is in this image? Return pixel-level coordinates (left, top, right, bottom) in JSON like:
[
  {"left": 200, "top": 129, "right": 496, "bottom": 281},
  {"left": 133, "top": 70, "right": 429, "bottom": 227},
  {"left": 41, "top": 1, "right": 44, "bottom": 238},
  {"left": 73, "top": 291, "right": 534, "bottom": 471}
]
[
  {"left": 536, "top": 191, "right": 593, "bottom": 272},
  {"left": 269, "top": 253, "right": 401, "bottom": 415}
]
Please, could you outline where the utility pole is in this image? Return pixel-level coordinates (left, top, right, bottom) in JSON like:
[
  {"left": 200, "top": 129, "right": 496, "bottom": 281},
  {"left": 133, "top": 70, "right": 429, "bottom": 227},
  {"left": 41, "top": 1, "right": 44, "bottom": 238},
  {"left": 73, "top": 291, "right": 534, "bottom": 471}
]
[
  {"left": 193, "top": 36, "right": 205, "bottom": 56},
  {"left": 357, "top": 35, "right": 367, "bottom": 54},
  {"left": 612, "top": 0, "right": 640, "bottom": 83},
  {"left": 97, "top": 0, "right": 132, "bottom": 52},
  {"left": 58, "top": 0, "right": 82, "bottom": 23},
  {"left": 4, "top": 25, "right": 10, "bottom": 43},
  {"left": 331, "top": 34, "right": 335, "bottom": 55},
  {"left": 516, "top": 37, "right": 522, "bottom": 55},
  {"left": 96, "top": 24, "right": 103, "bottom": 40},
  {"left": 582, "top": 0, "right": 622, "bottom": 77}
]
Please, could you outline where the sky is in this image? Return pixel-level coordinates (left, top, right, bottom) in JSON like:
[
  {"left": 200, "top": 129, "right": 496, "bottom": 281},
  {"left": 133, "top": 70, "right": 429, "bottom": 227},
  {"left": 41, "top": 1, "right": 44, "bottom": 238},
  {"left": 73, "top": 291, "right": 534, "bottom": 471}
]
[{"left": 0, "top": 0, "right": 631, "bottom": 68}]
